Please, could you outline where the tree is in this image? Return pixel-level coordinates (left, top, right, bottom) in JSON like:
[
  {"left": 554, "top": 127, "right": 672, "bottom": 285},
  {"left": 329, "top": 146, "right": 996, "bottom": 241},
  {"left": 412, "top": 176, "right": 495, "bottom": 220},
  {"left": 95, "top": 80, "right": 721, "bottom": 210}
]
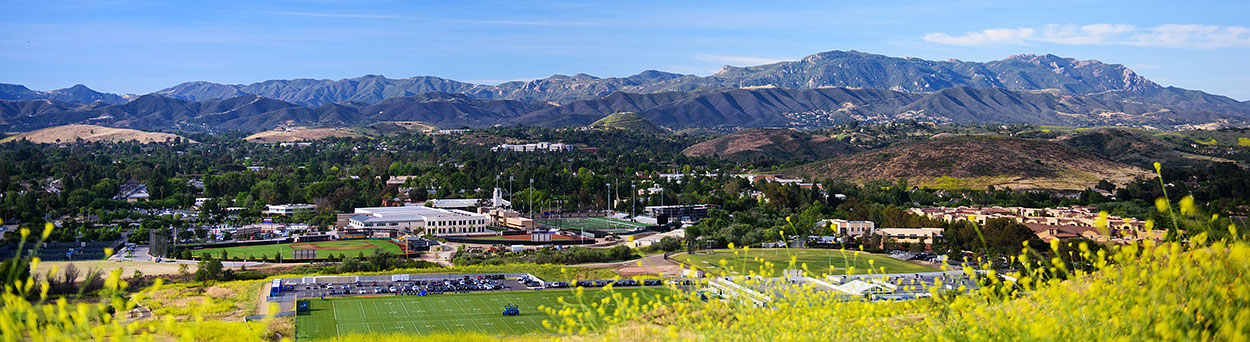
[{"left": 194, "top": 259, "right": 222, "bottom": 282}]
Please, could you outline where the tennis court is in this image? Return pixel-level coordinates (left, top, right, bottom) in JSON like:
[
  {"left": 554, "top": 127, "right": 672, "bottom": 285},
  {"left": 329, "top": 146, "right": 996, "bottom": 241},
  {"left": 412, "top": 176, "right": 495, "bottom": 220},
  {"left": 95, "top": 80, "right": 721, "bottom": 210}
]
[{"left": 295, "top": 287, "right": 670, "bottom": 339}]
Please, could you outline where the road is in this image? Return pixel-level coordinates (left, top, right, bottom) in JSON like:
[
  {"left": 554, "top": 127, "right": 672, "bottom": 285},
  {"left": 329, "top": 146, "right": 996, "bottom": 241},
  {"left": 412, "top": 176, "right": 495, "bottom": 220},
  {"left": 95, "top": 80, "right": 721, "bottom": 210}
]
[{"left": 111, "top": 245, "right": 266, "bottom": 267}]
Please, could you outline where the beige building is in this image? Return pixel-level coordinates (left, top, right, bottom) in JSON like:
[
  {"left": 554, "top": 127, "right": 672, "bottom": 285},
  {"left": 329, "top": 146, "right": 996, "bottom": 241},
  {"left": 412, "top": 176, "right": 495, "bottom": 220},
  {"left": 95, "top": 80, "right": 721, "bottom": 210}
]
[
  {"left": 826, "top": 219, "right": 875, "bottom": 237},
  {"left": 876, "top": 227, "right": 944, "bottom": 248},
  {"left": 479, "top": 208, "right": 536, "bottom": 230}
]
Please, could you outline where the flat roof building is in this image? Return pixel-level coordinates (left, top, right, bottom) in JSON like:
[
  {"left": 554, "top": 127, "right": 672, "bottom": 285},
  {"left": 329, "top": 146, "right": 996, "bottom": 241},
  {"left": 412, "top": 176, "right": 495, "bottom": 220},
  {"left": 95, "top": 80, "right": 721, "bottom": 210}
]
[{"left": 348, "top": 205, "right": 488, "bottom": 237}]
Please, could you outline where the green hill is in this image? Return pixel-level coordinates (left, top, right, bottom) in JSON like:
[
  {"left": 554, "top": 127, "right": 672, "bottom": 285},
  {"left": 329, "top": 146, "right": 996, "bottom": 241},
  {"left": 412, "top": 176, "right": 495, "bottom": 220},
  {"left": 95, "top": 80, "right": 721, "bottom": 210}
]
[{"left": 586, "top": 112, "right": 666, "bottom": 134}]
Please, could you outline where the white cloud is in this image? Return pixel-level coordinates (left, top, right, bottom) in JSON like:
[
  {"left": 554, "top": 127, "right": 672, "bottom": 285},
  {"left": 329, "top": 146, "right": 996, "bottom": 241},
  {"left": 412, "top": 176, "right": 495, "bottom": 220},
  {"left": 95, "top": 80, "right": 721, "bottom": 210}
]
[
  {"left": 694, "top": 53, "right": 790, "bottom": 66},
  {"left": 925, "top": 24, "right": 1250, "bottom": 49},
  {"left": 1130, "top": 24, "right": 1250, "bottom": 48}
]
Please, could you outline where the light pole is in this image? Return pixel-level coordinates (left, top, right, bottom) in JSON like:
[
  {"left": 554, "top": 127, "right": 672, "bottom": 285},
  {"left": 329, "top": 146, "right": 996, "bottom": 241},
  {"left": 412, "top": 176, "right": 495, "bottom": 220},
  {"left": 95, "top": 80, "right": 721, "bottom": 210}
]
[
  {"left": 529, "top": 178, "right": 534, "bottom": 218},
  {"left": 605, "top": 183, "right": 611, "bottom": 213},
  {"left": 508, "top": 176, "right": 514, "bottom": 209},
  {"left": 631, "top": 183, "right": 636, "bottom": 218}
]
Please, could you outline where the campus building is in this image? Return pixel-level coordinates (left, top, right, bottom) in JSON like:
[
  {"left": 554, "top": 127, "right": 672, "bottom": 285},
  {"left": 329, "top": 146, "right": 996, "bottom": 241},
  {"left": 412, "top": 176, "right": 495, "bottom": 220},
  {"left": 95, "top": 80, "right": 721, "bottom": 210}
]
[
  {"left": 490, "top": 142, "right": 574, "bottom": 152},
  {"left": 825, "top": 219, "right": 876, "bottom": 237},
  {"left": 644, "top": 204, "right": 716, "bottom": 223},
  {"left": 264, "top": 204, "right": 317, "bottom": 215},
  {"left": 347, "top": 205, "right": 489, "bottom": 237},
  {"left": 875, "top": 227, "right": 944, "bottom": 248}
]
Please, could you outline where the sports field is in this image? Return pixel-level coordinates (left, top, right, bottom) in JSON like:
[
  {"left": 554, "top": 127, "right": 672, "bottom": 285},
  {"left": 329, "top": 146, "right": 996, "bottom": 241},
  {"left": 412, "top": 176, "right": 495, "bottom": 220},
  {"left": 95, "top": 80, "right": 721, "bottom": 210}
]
[
  {"left": 194, "top": 239, "right": 404, "bottom": 260},
  {"left": 295, "top": 287, "right": 671, "bottom": 339},
  {"left": 537, "top": 217, "right": 648, "bottom": 231},
  {"left": 672, "top": 248, "right": 937, "bottom": 277}
]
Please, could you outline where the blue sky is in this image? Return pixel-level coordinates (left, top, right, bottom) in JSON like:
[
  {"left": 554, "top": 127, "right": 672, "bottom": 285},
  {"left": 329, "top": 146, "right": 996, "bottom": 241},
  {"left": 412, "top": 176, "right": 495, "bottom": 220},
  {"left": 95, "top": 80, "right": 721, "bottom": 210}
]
[{"left": 2, "top": 0, "right": 1248, "bottom": 99}]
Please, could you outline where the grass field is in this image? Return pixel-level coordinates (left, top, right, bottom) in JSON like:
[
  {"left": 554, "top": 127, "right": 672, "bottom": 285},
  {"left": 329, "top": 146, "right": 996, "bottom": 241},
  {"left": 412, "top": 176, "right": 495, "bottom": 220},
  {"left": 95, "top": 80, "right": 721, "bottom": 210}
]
[
  {"left": 194, "top": 239, "right": 404, "bottom": 260},
  {"left": 672, "top": 248, "right": 937, "bottom": 277},
  {"left": 537, "top": 217, "right": 648, "bottom": 231},
  {"left": 295, "top": 287, "right": 671, "bottom": 340}
]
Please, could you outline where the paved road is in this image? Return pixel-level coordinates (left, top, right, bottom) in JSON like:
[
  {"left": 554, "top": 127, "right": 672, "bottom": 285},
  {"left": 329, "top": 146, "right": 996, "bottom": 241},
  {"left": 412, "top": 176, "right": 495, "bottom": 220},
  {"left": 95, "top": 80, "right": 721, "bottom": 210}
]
[{"left": 110, "top": 245, "right": 266, "bottom": 267}]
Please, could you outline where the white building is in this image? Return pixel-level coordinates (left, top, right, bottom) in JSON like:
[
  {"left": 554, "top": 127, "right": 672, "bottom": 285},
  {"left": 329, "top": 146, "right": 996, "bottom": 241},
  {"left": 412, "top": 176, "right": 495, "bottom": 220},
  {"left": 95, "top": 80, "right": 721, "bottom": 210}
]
[
  {"left": 264, "top": 204, "right": 317, "bottom": 215},
  {"left": 347, "top": 205, "right": 489, "bottom": 236},
  {"left": 491, "top": 142, "right": 574, "bottom": 152},
  {"left": 826, "top": 219, "right": 875, "bottom": 237}
]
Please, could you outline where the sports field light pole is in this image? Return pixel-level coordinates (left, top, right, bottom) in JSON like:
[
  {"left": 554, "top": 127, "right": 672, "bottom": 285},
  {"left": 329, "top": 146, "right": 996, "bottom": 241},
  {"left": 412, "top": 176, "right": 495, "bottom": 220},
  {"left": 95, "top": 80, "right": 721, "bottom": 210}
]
[
  {"left": 529, "top": 178, "right": 534, "bottom": 218},
  {"left": 509, "top": 176, "right": 514, "bottom": 209},
  {"left": 631, "top": 183, "right": 636, "bottom": 219},
  {"left": 605, "top": 183, "right": 611, "bottom": 214}
]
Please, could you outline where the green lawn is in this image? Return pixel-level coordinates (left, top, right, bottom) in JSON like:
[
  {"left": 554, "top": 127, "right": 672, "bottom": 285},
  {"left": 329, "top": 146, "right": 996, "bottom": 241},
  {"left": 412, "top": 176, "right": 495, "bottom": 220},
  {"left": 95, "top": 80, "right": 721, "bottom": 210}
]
[
  {"left": 672, "top": 248, "right": 937, "bottom": 277},
  {"left": 537, "top": 217, "right": 648, "bottom": 231},
  {"left": 295, "top": 287, "right": 672, "bottom": 339},
  {"left": 194, "top": 239, "right": 404, "bottom": 260}
]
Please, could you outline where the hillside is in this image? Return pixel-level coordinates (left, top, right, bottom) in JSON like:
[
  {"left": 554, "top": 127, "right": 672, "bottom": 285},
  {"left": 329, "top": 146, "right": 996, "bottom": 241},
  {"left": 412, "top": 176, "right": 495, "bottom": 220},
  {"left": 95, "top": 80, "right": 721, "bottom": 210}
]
[
  {"left": 585, "top": 112, "right": 666, "bottom": 134},
  {"left": 787, "top": 135, "right": 1149, "bottom": 190},
  {"left": 243, "top": 128, "right": 366, "bottom": 143},
  {"left": 1054, "top": 128, "right": 1231, "bottom": 168},
  {"left": 683, "top": 128, "right": 861, "bottom": 163},
  {"left": 1, "top": 124, "right": 192, "bottom": 144}
]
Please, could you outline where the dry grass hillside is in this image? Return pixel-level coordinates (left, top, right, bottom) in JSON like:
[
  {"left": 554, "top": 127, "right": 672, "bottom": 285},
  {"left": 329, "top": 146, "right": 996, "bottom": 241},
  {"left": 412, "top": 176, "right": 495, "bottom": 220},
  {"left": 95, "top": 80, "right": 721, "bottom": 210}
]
[
  {"left": 244, "top": 127, "right": 365, "bottom": 143},
  {"left": 1054, "top": 128, "right": 1232, "bottom": 168},
  {"left": 684, "top": 128, "right": 862, "bottom": 162},
  {"left": 1, "top": 124, "right": 193, "bottom": 144},
  {"left": 787, "top": 135, "right": 1150, "bottom": 190}
]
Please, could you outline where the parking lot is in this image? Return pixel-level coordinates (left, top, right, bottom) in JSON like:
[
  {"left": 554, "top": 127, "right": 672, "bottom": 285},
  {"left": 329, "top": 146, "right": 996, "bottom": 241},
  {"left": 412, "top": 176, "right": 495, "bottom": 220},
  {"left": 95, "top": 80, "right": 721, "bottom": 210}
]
[
  {"left": 293, "top": 274, "right": 529, "bottom": 298},
  {"left": 286, "top": 273, "right": 698, "bottom": 299}
]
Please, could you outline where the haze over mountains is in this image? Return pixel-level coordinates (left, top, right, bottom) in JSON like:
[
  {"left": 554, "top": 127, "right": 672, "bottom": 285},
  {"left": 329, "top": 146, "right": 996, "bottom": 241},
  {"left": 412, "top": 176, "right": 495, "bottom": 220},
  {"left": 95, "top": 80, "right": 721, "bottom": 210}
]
[{"left": 3, "top": 50, "right": 1248, "bottom": 133}]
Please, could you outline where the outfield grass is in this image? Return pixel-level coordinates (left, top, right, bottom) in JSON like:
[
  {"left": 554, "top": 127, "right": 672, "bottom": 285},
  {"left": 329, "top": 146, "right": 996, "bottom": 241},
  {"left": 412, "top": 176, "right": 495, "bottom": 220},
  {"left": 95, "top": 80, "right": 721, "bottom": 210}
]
[
  {"left": 295, "top": 287, "right": 671, "bottom": 340},
  {"left": 672, "top": 248, "right": 937, "bottom": 277},
  {"left": 537, "top": 217, "right": 648, "bottom": 231},
  {"left": 194, "top": 239, "right": 404, "bottom": 260}
]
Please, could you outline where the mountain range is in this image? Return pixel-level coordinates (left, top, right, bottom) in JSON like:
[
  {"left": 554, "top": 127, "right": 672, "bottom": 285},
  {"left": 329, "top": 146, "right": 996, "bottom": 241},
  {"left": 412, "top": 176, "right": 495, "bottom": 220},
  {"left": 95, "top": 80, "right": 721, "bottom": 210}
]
[{"left": 3, "top": 50, "right": 1249, "bottom": 133}]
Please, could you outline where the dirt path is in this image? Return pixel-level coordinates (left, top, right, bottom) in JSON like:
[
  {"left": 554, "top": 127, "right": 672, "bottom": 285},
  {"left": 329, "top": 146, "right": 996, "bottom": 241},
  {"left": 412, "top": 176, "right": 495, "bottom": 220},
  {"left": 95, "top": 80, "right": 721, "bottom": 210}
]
[{"left": 570, "top": 253, "right": 683, "bottom": 277}]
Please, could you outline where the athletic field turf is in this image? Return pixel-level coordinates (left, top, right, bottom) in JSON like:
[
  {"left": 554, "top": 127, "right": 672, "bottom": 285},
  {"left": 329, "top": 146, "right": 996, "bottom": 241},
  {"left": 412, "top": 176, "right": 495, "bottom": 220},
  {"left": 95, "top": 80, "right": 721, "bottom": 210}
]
[
  {"left": 295, "top": 287, "right": 672, "bottom": 339},
  {"left": 194, "top": 239, "right": 404, "bottom": 260},
  {"left": 537, "top": 217, "right": 648, "bottom": 231},
  {"left": 672, "top": 248, "right": 937, "bottom": 277}
]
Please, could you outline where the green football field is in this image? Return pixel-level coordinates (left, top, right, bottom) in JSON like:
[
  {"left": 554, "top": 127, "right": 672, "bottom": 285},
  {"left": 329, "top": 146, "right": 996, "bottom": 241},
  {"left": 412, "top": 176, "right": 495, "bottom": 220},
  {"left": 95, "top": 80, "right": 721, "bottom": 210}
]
[
  {"left": 672, "top": 248, "right": 938, "bottom": 277},
  {"left": 194, "top": 239, "right": 404, "bottom": 260},
  {"left": 295, "top": 287, "right": 672, "bottom": 339},
  {"left": 537, "top": 217, "right": 648, "bottom": 231}
]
